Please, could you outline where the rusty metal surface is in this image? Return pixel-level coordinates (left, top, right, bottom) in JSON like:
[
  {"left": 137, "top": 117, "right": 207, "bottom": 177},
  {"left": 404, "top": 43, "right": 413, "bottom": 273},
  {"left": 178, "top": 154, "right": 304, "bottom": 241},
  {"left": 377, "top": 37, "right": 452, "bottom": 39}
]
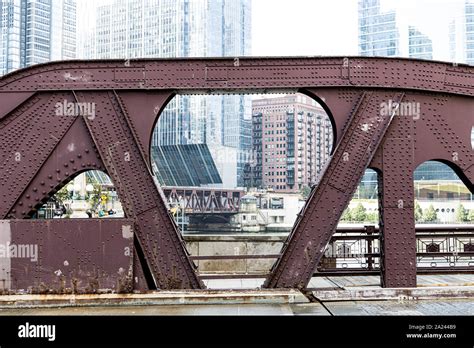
[
  {"left": 264, "top": 91, "right": 404, "bottom": 288},
  {"left": 75, "top": 91, "right": 203, "bottom": 290},
  {"left": 0, "top": 57, "right": 472, "bottom": 291},
  {"left": 0, "top": 219, "right": 134, "bottom": 294},
  {"left": 0, "top": 57, "right": 473, "bottom": 97}
]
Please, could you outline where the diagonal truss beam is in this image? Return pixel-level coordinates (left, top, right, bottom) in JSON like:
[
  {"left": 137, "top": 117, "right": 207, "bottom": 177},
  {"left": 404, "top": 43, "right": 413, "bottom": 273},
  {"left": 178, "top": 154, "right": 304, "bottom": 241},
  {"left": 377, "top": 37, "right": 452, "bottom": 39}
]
[
  {"left": 74, "top": 91, "right": 203, "bottom": 290},
  {"left": 265, "top": 91, "right": 404, "bottom": 289}
]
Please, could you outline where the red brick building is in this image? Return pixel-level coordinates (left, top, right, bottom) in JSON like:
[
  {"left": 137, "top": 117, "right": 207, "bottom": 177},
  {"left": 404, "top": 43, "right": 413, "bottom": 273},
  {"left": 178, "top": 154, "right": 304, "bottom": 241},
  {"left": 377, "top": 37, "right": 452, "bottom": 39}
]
[{"left": 245, "top": 94, "right": 332, "bottom": 192}]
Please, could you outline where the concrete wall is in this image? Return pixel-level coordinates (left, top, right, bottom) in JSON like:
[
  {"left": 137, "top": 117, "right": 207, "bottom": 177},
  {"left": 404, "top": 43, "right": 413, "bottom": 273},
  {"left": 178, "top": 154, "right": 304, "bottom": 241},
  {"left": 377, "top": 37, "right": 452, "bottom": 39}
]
[{"left": 184, "top": 234, "right": 286, "bottom": 274}]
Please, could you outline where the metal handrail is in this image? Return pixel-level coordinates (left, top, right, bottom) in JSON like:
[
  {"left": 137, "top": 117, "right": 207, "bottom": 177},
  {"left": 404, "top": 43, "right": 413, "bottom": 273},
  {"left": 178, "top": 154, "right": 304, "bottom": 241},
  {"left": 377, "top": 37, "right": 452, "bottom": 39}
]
[{"left": 192, "top": 225, "right": 474, "bottom": 279}]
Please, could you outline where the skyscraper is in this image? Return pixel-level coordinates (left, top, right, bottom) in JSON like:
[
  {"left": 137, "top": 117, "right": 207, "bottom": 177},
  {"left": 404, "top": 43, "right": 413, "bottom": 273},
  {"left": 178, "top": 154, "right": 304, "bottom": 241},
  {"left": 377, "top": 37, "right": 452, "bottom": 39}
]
[
  {"left": 408, "top": 26, "right": 433, "bottom": 60},
  {"left": 462, "top": 0, "right": 474, "bottom": 64},
  {"left": 0, "top": 0, "right": 21, "bottom": 74},
  {"left": 0, "top": 0, "right": 76, "bottom": 76},
  {"left": 447, "top": 0, "right": 474, "bottom": 64},
  {"left": 82, "top": 0, "right": 252, "bottom": 187},
  {"left": 358, "top": 0, "right": 432, "bottom": 59},
  {"left": 455, "top": 0, "right": 474, "bottom": 65},
  {"left": 358, "top": 0, "right": 399, "bottom": 57}
]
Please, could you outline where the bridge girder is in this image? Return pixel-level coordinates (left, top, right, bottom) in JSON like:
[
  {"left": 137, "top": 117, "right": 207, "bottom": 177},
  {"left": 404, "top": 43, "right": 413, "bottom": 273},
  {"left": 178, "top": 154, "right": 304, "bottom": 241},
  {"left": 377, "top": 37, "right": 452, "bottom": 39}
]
[{"left": 0, "top": 57, "right": 472, "bottom": 291}]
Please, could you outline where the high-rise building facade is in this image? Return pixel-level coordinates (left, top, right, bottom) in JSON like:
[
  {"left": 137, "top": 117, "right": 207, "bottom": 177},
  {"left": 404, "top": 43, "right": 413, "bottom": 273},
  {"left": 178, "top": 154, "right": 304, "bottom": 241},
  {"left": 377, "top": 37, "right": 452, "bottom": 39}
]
[
  {"left": 408, "top": 26, "right": 433, "bottom": 60},
  {"left": 0, "top": 0, "right": 21, "bottom": 74},
  {"left": 358, "top": 0, "right": 474, "bottom": 64},
  {"left": 448, "top": 0, "right": 474, "bottom": 64},
  {"left": 463, "top": 0, "right": 474, "bottom": 64},
  {"left": 358, "top": 0, "right": 399, "bottom": 57},
  {"left": 0, "top": 0, "right": 76, "bottom": 75},
  {"left": 246, "top": 94, "right": 332, "bottom": 193},
  {"left": 82, "top": 0, "right": 252, "bottom": 187},
  {"left": 358, "top": 0, "right": 432, "bottom": 59}
]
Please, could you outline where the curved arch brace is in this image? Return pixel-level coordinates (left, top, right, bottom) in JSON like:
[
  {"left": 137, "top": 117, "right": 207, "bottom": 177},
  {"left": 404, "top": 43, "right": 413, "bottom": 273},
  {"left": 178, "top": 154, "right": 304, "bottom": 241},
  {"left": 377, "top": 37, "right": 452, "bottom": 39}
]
[{"left": 0, "top": 57, "right": 473, "bottom": 291}]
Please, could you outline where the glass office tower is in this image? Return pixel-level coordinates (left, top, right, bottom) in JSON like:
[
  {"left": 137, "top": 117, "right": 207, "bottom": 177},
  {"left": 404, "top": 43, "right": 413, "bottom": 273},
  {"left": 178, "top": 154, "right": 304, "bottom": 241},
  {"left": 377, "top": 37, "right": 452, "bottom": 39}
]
[
  {"left": 358, "top": 0, "right": 432, "bottom": 59},
  {"left": 0, "top": 0, "right": 76, "bottom": 75},
  {"left": 84, "top": 0, "right": 252, "bottom": 187}
]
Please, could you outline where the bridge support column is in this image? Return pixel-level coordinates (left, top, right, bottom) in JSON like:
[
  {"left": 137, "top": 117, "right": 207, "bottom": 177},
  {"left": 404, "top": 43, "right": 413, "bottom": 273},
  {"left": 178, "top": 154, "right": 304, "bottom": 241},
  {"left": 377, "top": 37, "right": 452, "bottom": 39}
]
[
  {"left": 379, "top": 138, "right": 417, "bottom": 288},
  {"left": 265, "top": 91, "right": 404, "bottom": 289}
]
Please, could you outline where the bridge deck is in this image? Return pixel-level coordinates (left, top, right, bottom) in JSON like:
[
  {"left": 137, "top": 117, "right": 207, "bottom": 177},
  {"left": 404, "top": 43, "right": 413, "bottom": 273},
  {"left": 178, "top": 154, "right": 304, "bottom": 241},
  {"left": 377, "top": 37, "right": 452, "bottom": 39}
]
[{"left": 0, "top": 274, "right": 472, "bottom": 315}]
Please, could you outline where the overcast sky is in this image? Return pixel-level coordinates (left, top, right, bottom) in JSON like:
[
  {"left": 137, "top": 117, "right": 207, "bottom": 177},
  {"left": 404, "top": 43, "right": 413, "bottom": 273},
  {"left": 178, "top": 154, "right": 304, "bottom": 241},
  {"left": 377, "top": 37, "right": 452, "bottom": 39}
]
[
  {"left": 251, "top": 0, "right": 467, "bottom": 59},
  {"left": 251, "top": 0, "right": 359, "bottom": 56},
  {"left": 78, "top": 0, "right": 468, "bottom": 60}
]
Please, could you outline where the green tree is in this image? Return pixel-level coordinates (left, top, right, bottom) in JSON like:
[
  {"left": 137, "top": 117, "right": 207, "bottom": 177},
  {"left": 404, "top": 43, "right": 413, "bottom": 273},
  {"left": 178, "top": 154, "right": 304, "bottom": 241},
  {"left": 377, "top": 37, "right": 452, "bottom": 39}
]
[
  {"left": 340, "top": 207, "right": 352, "bottom": 222},
  {"left": 53, "top": 185, "right": 73, "bottom": 217},
  {"left": 86, "top": 183, "right": 102, "bottom": 212},
  {"left": 366, "top": 211, "right": 379, "bottom": 223},
  {"left": 423, "top": 204, "right": 438, "bottom": 222},
  {"left": 54, "top": 185, "right": 70, "bottom": 204},
  {"left": 456, "top": 203, "right": 469, "bottom": 222},
  {"left": 352, "top": 203, "right": 367, "bottom": 222},
  {"left": 414, "top": 201, "right": 423, "bottom": 222},
  {"left": 468, "top": 209, "right": 474, "bottom": 222},
  {"left": 299, "top": 186, "right": 312, "bottom": 200}
]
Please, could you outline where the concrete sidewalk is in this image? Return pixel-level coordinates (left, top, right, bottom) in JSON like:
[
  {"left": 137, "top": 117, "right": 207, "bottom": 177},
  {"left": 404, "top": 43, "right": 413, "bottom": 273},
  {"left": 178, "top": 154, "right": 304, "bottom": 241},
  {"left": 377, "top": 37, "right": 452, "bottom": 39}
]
[
  {"left": 0, "top": 274, "right": 472, "bottom": 315},
  {"left": 201, "top": 274, "right": 474, "bottom": 290},
  {"left": 0, "top": 298, "right": 472, "bottom": 316}
]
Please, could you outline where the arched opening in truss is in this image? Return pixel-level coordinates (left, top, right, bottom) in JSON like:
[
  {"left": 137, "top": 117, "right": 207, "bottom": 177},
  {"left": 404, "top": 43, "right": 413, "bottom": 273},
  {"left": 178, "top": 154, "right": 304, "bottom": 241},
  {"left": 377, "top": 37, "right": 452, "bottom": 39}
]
[
  {"left": 413, "top": 160, "right": 474, "bottom": 272},
  {"left": 38, "top": 170, "right": 122, "bottom": 219},
  {"left": 413, "top": 160, "right": 473, "bottom": 224},
  {"left": 152, "top": 91, "right": 335, "bottom": 288}
]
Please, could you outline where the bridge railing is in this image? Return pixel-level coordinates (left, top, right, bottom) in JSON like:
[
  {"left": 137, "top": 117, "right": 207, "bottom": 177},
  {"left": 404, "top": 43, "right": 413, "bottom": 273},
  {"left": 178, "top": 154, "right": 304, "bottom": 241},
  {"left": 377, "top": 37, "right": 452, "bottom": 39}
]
[
  {"left": 189, "top": 225, "right": 474, "bottom": 280},
  {"left": 317, "top": 224, "right": 474, "bottom": 276}
]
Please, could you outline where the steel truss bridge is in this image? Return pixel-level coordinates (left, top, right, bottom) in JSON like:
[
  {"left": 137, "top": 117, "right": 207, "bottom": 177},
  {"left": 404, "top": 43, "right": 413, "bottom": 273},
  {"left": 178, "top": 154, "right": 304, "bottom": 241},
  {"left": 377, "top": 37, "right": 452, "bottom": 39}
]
[
  {"left": 0, "top": 57, "right": 472, "bottom": 293},
  {"left": 162, "top": 187, "right": 243, "bottom": 214}
]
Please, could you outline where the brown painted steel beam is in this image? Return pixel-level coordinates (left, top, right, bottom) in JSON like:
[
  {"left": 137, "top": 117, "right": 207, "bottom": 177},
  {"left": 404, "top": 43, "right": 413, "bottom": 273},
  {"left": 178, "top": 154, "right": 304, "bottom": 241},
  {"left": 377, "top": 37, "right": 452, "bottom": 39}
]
[
  {"left": 0, "top": 57, "right": 472, "bottom": 291},
  {"left": 5, "top": 114, "right": 105, "bottom": 219},
  {"left": 74, "top": 91, "right": 203, "bottom": 290},
  {"left": 1, "top": 57, "right": 474, "bottom": 99},
  {"left": 264, "top": 91, "right": 404, "bottom": 289},
  {"left": 0, "top": 93, "right": 82, "bottom": 218}
]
